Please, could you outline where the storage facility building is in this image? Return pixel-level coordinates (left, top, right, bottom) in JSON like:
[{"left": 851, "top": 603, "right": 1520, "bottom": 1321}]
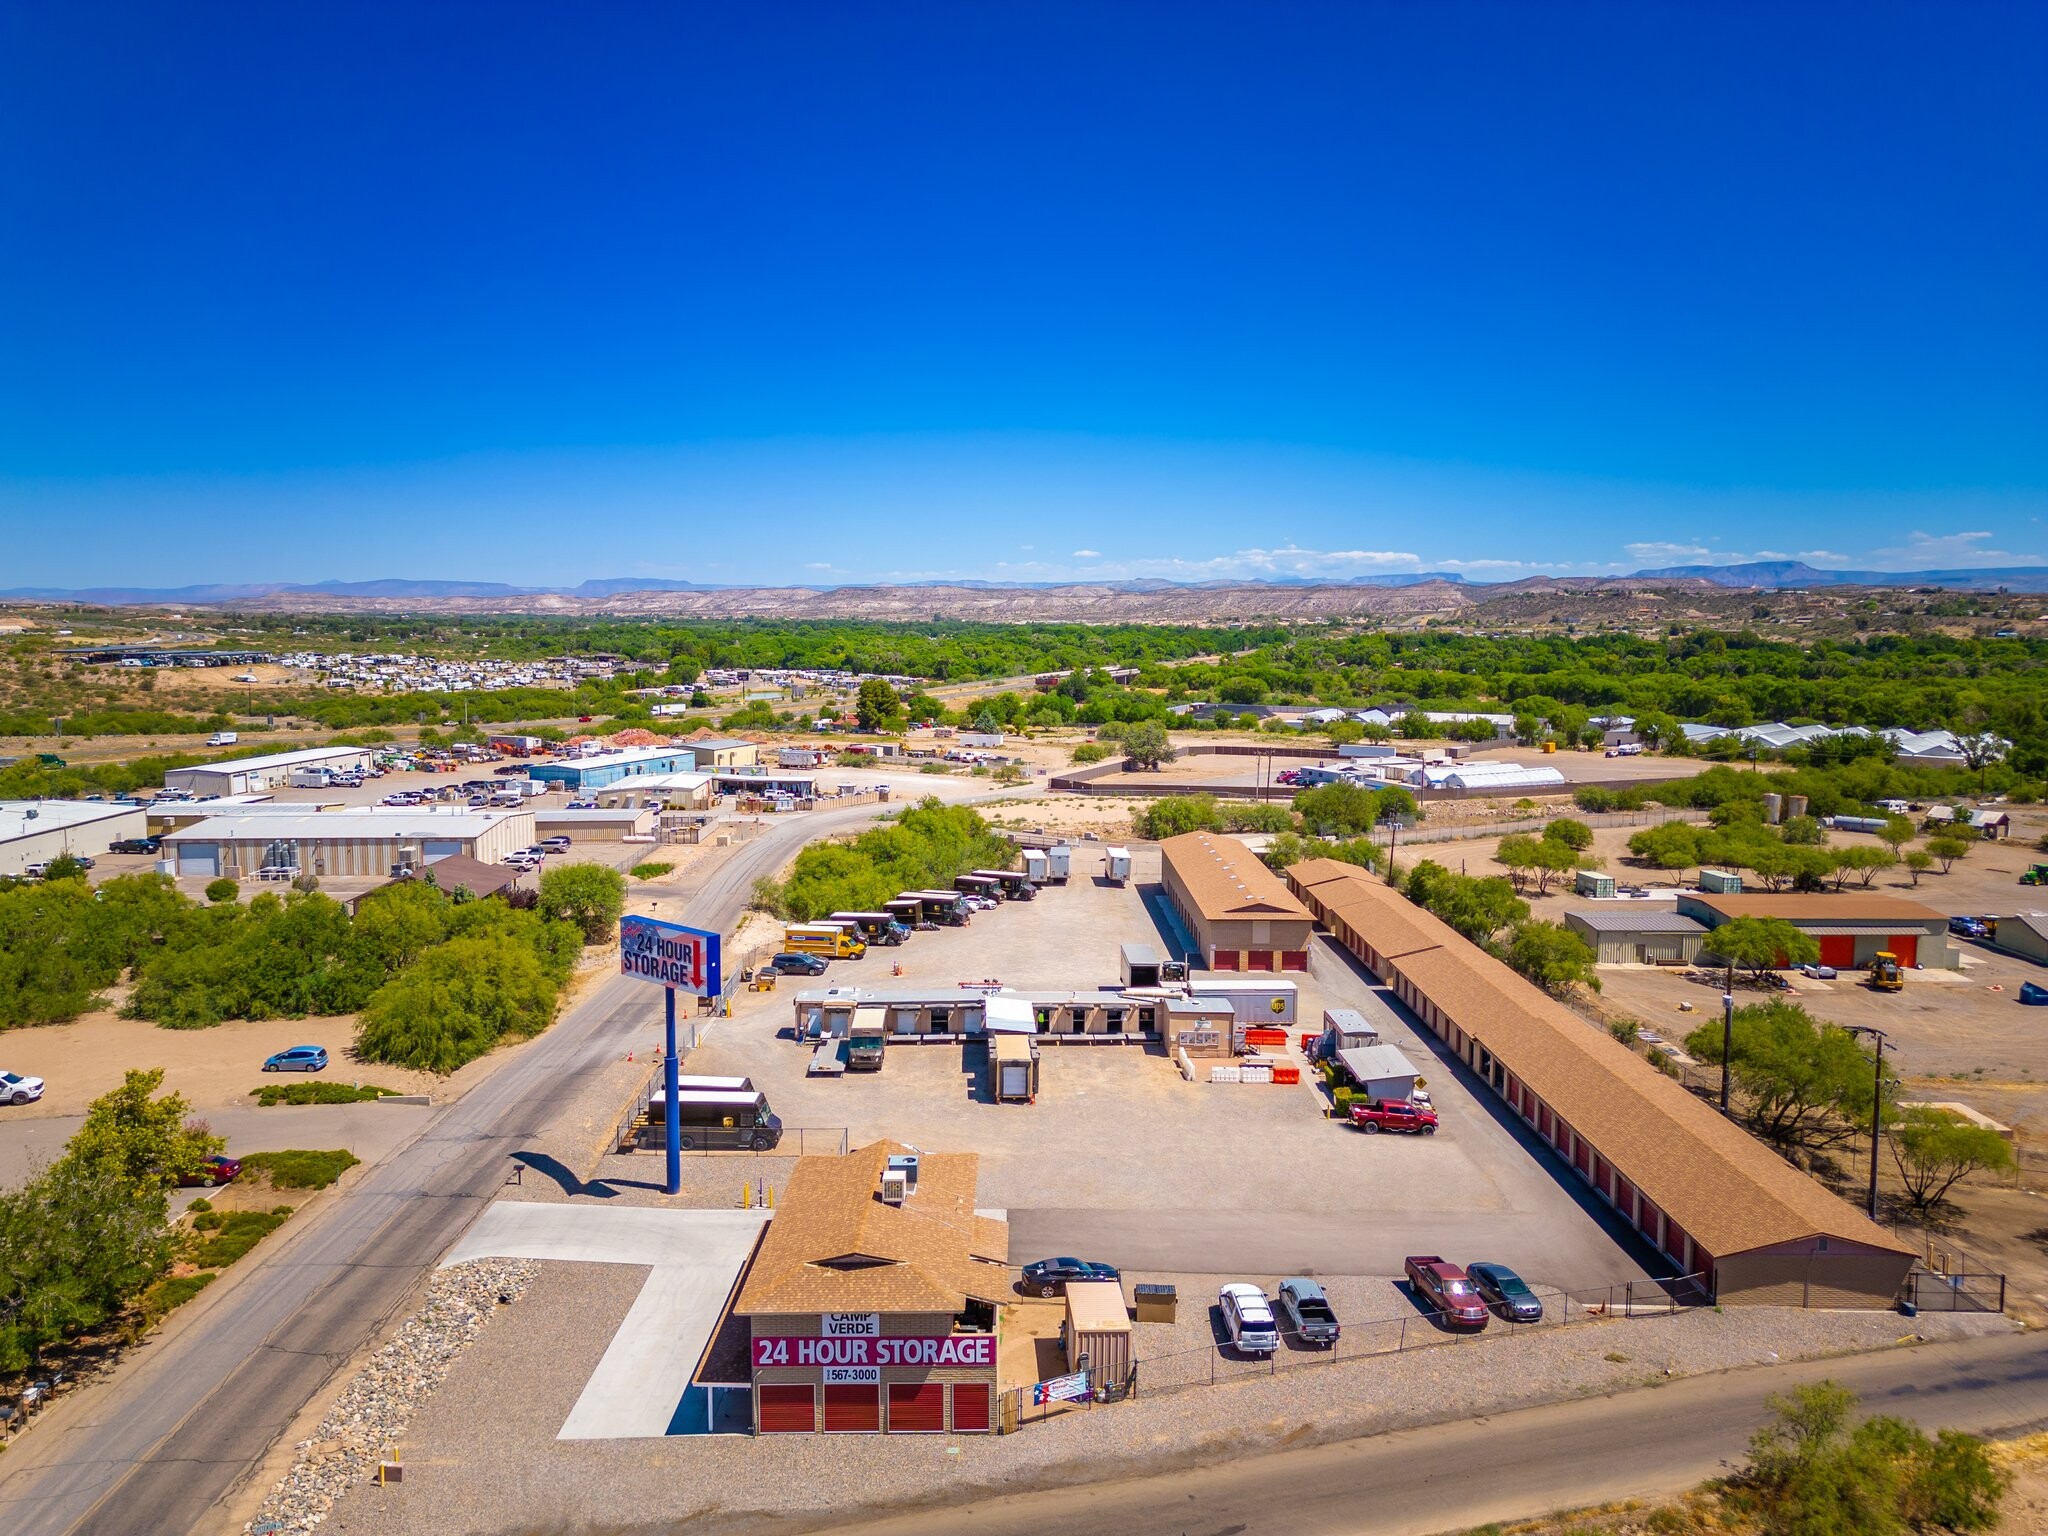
[
  {"left": 592, "top": 772, "right": 716, "bottom": 810},
  {"left": 0, "top": 799, "right": 148, "bottom": 877},
  {"left": 532, "top": 806, "right": 658, "bottom": 841},
  {"left": 1563, "top": 909, "right": 1710, "bottom": 966},
  {"left": 163, "top": 807, "right": 534, "bottom": 880},
  {"left": 685, "top": 737, "right": 761, "bottom": 769},
  {"left": 1990, "top": 913, "right": 2048, "bottom": 966},
  {"left": 1286, "top": 859, "right": 1916, "bottom": 1308},
  {"left": 737, "top": 1140, "right": 1006, "bottom": 1434},
  {"left": 163, "top": 745, "right": 373, "bottom": 798},
  {"left": 1676, "top": 892, "right": 1956, "bottom": 971},
  {"left": 527, "top": 746, "right": 698, "bottom": 792},
  {"left": 1158, "top": 831, "right": 1314, "bottom": 973}
]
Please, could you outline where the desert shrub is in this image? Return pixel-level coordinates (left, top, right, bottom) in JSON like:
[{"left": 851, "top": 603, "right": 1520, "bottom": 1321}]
[
  {"left": 250, "top": 1081, "right": 394, "bottom": 1107},
  {"left": 355, "top": 936, "right": 560, "bottom": 1072},
  {"left": 188, "top": 1208, "right": 291, "bottom": 1266},
  {"left": 204, "top": 878, "right": 240, "bottom": 904},
  {"left": 237, "top": 1148, "right": 360, "bottom": 1189},
  {"left": 630, "top": 862, "right": 675, "bottom": 880},
  {"left": 141, "top": 1271, "right": 216, "bottom": 1318}
]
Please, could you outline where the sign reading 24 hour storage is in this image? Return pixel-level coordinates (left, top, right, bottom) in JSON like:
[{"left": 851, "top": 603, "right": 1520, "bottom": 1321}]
[
  {"left": 752, "top": 1335, "right": 997, "bottom": 1369},
  {"left": 617, "top": 914, "right": 722, "bottom": 997}
]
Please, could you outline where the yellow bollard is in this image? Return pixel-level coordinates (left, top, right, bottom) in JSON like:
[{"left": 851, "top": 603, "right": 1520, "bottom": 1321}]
[{"left": 767, "top": 1184, "right": 775, "bottom": 1209}]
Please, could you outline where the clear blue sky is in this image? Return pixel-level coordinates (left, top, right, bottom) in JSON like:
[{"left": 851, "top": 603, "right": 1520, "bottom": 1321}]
[{"left": 3, "top": 2, "right": 2043, "bottom": 588}]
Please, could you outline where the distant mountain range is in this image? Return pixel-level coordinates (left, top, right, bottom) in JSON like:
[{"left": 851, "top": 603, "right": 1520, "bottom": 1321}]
[{"left": 3, "top": 561, "right": 2044, "bottom": 607}]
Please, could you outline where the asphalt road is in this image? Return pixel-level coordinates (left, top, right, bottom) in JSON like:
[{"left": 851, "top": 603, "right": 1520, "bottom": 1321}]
[
  {"left": 824, "top": 1330, "right": 2048, "bottom": 1536},
  {"left": 0, "top": 794, "right": 973, "bottom": 1536}
]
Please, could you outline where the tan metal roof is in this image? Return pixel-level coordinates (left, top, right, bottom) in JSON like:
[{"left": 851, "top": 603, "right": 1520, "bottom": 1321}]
[
  {"left": 734, "top": 1140, "right": 1010, "bottom": 1315},
  {"left": 1286, "top": 866, "right": 1910, "bottom": 1263},
  {"left": 1684, "top": 893, "right": 1945, "bottom": 925},
  {"left": 1063, "top": 1279, "right": 1131, "bottom": 1334},
  {"left": 1160, "top": 832, "right": 1313, "bottom": 922}
]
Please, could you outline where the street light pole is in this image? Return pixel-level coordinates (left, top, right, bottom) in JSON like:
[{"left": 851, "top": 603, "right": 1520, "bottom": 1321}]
[{"left": 1846, "top": 1026, "right": 1889, "bottom": 1220}]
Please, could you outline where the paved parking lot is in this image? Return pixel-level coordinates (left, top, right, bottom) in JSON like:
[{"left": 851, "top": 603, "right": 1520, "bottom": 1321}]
[{"left": 680, "top": 858, "right": 1657, "bottom": 1295}]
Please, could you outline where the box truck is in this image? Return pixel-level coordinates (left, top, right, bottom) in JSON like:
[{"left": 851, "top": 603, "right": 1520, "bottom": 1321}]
[
  {"left": 1105, "top": 846, "right": 1132, "bottom": 886},
  {"left": 207, "top": 731, "right": 239, "bottom": 747},
  {"left": 1045, "top": 845, "right": 1071, "bottom": 883}
]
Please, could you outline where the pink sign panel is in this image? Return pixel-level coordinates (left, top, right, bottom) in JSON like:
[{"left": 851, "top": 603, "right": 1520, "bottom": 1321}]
[{"left": 752, "top": 1334, "right": 996, "bottom": 1370}]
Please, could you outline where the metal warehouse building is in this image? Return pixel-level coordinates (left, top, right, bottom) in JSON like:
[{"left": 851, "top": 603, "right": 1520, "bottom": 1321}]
[
  {"left": 162, "top": 745, "right": 373, "bottom": 798},
  {"left": 1158, "top": 831, "right": 1314, "bottom": 972},
  {"left": 527, "top": 746, "right": 698, "bottom": 792},
  {"left": 737, "top": 1140, "right": 1006, "bottom": 1435},
  {"left": 1563, "top": 908, "right": 1709, "bottom": 965},
  {"left": 163, "top": 807, "right": 535, "bottom": 880},
  {"left": 1287, "top": 859, "right": 1915, "bottom": 1308},
  {"left": 0, "top": 800, "right": 149, "bottom": 877},
  {"left": 683, "top": 736, "right": 761, "bottom": 769},
  {"left": 1677, "top": 892, "right": 1957, "bottom": 971}
]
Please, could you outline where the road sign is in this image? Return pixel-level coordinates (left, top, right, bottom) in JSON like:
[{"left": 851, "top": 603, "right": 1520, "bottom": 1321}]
[{"left": 619, "top": 914, "right": 722, "bottom": 997}]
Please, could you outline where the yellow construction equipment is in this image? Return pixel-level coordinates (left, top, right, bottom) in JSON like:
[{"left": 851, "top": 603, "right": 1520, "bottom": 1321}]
[
  {"left": 747, "top": 968, "right": 778, "bottom": 993},
  {"left": 1868, "top": 952, "right": 1903, "bottom": 992}
]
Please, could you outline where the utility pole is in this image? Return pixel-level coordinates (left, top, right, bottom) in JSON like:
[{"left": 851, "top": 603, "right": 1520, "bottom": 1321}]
[
  {"left": 1719, "top": 989, "right": 1734, "bottom": 1111},
  {"left": 1845, "top": 1026, "right": 1890, "bottom": 1220}
]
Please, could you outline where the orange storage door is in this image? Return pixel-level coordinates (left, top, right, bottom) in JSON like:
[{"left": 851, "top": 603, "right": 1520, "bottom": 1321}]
[
  {"left": 757, "top": 1385, "right": 815, "bottom": 1433},
  {"left": 888, "top": 1382, "right": 946, "bottom": 1433},
  {"left": 1888, "top": 934, "right": 1918, "bottom": 967},
  {"left": 951, "top": 1383, "right": 991, "bottom": 1432},
  {"left": 1818, "top": 935, "right": 1856, "bottom": 969},
  {"left": 823, "top": 1384, "right": 880, "bottom": 1432}
]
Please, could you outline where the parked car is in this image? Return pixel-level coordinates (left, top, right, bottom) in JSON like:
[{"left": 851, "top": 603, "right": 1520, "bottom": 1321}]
[
  {"left": 2019, "top": 982, "right": 2048, "bottom": 1007},
  {"left": 1404, "top": 1255, "right": 1489, "bottom": 1329},
  {"left": 1466, "top": 1262, "right": 1544, "bottom": 1322},
  {"left": 567, "top": 799, "right": 599, "bottom": 810},
  {"left": 1219, "top": 1283, "right": 1279, "bottom": 1354},
  {"left": 180, "top": 1154, "right": 242, "bottom": 1188},
  {"left": 1350, "top": 1098, "right": 1439, "bottom": 1135},
  {"left": 1276, "top": 1277, "right": 1340, "bottom": 1347},
  {"left": 1796, "top": 962, "right": 1838, "bottom": 979},
  {"left": 577, "top": 715, "right": 594, "bottom": 723},
  {"left": 1948, "top": 916, "right": 1990, "bottom": 940},
  {"left": 493, "top": 765, "right": 530, "bottom": 776},
  {"left": 1021, "top": 1257, "right": 1120, "bottom": 1297},
  {"left": 539, "top": 836, "right": 572, "bottom": 852},
  {"left": 766, "top": 952, "right": 830, "bottom": 977},
  {"left": 1, "top": 1070, "right": 46, "bottom": 1106},
  {"left": 263, "top": 1045, "right": 329, "bottom": 1073},
  {"left": 109, "top": 837, "right": 161, "bottom": 855}
]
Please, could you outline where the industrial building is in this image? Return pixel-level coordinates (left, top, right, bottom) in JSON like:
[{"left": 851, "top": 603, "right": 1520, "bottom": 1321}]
[
  {"left": 1158, "top": 831, "right": 1314, "bottom": 972},
  {"left": 0, "top": 800, "right": 149, "bottom": 877},
  {"left": 1287, "top": 859, "right": 1916, "bottom": 1308},
  {"left": 1563, "top": 908, "right": 1710, "bottom": 966},
  {"left": 715, "top": 770, "right": 822, "bottom": 799},
  {"left": 592, "top": 772, "right": 717, "bottom": 810},
  {"left": 531, "top": 806, "right": 658, "bottom": 841},
  {"left": 1991, "top": 913, "right": 2048, "bottom": 966},
  {"left": 346, "top": 853, "right": 520, "bottom": 912},
  {"left": 162, "top": 807, "right": 535, "bottom": 880},
  {"left": 684, "top": 737, "right": 761, "bottom": 769},
  {"left": 162, "top": 745, "right": 373, "bottom": 798},
  {"left": 1677, "top": 892, "right": 1956, "bottom": 971},
  {"left": 527, "top": 746, "right": 698, "bottom": 792},
  {"left": 737, "top": 1140, "right": 1006, "bottom": 1434},
  {"left": 793, "top": 986, "right": 1179, "bottom": 1041}
]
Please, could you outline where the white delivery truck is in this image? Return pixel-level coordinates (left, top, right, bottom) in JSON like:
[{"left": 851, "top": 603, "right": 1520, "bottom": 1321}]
[
  {"left": 290, "top": 766, "right": 333, "bottom": 788},
  {"left": 208, "top": 731, "right": 239, "bottom": 746},
  {"left": 1105, "top": 846, "right": 1132, "bottom": 886},
  {"left": 1045, "top": 845, "right": 1071, "bottom": 883}
]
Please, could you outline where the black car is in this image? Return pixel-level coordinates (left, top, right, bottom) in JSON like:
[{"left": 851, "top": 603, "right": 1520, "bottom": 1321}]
[
  {"left": 1020, "top": 1257, "right": 1120, "bottom": 1298},
  {"left": 1466, "top": 1262, "right": 1544, "bottom": 1322},
  {"left": 109, "top": 837, "right": 161, "bottom": 855},
  {"left": 766, "top": 952, "right": 829, "bottom": 977}
]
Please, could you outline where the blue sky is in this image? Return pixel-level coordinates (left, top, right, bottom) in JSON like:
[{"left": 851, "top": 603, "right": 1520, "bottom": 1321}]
[{"left": 2, "top": 3, "right": 2043, "bottom": 588}]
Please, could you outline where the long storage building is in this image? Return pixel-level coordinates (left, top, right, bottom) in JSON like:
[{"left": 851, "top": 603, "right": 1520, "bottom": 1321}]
[
  {"left": 1158, "top": 831, "right": 1314, "bottom": 972},
  {"left": 1286, "top": 859, "right": 1915, "bottom": 1308},
  {"left": 163, "top": 807, "right": 535, "bottom": 880},
  {"left": 163, "top": 745, "right": 373, "bottom": 798}
]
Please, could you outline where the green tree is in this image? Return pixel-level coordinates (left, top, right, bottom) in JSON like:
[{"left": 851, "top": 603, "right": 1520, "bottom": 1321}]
[
  {"left": 1261, "top": 831, "right": 1379, "bottom": 873},
  {"left": 1502, "top": 920, "right": 1600, "bottom": 996},
  {"left": 1700, "top": 915, "right": 1820, "bottom": 985},
  {"left": 537, "top": 863, "right": 626, "bottom": 945},
  {"left": 1493, "top": 833, "right": 1541, "bottom": 893},
  {"left": 1543, "top": 817, "right": 1593, "bottom": 851},
  {"left": 62, "top": 1067, "right": 224, "bottom": 1197},
  {"left": 1828, "top": 845, "right": 1896, "bottom": 891},
  {"left": 1627, "top": 820, "right": 1701, "bottom": 882},
  {"left": 1120, "top": 720, "right": 1176, "bottom": 770},
  {"left": 356, "top": 936, "right": 560, "bottom": 1073},
  {"left": 1886, "top": 1107, "right": 2015, "bottom": 1211},
  {"left": 1131, "top": 793, "right": 1224, "bottom": 839},
  {"left": 1684, "top": 1000, "right": 1885, "bottom": 1150},
  {"left": 1069, "top": 741, "right": 1112, "bottom": 764},
  {"left": 856, "top": 679, "right": 906, "bottom": 733},
  {"left": 1632, "top": 710, "right": 1679, "bottom": 752},
  {"left": 1294, "top": 780, "right": 1381, "bottom": 836},
  {"left": 1780, "top": 814, "right": 1827, "bottom": 845},
  {"left": 205, "top": 877, "right": 240, "bottom": 904},
  {"left": 43, "top": 854, "right": 87, "bottom": 882},
  {"left": 1926, "top": 834, "right": 1972, "bottom": 873},
  {"left": 1406, "top": 861, "right": 1529, "bottom": 943},
  {"left": 970, "top": 705, "right": 1000, "bottom": 735},
  {"left": 1903, "top": 849, "right": 1932, "bottom": 885},
  {"left": 1877, "top": 815, "right": 1917, "bottom": 856}
]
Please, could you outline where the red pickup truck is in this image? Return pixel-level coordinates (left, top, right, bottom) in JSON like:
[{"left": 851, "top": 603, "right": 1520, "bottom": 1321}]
[
  {"left": 1351, "top": 1098, "right": 1439, "bottom": 1135},
  {"left": 1405, "top": 1255, "right": 1489, "bottom": 1329}
]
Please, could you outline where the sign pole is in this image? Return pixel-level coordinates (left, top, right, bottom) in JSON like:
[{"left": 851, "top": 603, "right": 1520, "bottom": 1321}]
[{"left": 664, "top": 985, "right": 681, "bottom": 1196}]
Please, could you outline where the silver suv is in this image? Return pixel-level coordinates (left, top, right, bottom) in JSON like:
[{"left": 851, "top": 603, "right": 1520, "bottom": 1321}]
[{"left": 1219, "top": 1283, "right": 1278, "bottom": 1355}]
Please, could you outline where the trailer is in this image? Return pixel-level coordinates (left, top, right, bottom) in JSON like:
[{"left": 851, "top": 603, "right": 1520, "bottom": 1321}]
[
  {"left": 991, "top": 1031, "right": 1040, "bottom": 1103},
  {"left": 1105, "top": 846, "right": 1132, "bottom": 886},
  {"left": 1045, "top": 845, "right": 1071, "bottom": 884},
  {"left": 1187, "top": 977, "right": 1299, "bottom": 1030},
  {"left": 488, "top": 734, "right": 545, "bottom": 757},
  {"left": 1021, "top": 849, "right": 1049, "bottom": 887}
]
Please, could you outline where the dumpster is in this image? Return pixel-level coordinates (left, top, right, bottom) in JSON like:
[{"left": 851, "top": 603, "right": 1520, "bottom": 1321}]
[{"left": 1133, "top": 1283, "right": 1177, "bottom": 1324}]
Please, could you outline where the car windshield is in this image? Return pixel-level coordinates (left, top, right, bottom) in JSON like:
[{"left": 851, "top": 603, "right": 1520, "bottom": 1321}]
[
  {"left": 2, "top": 1073, "right": 21, "bottom": 1084},
  {"left": 1445, "top": 1280, "right": 1475, "bottom": 1296},
  {"left": 1498, "top": 1276, "right": 1530, "bottom": 1294}
]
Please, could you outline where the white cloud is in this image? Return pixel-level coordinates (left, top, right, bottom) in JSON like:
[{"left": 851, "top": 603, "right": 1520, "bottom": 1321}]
[
  {"left": 1624, "top": 542, "right": 1716, "bottom": 564},
  {"left": 1071, "top": 549, "right": 1101, "bottom": 558},
  {"left": 802, "top": 561, "right": 834, "bottom": 571},
  {"left": 1868, "top": 531, "right": 2043, "bottom": 568}
]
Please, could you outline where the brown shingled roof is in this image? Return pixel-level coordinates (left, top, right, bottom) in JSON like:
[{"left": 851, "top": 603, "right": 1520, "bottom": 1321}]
[
  {"left": 1287, "top": 867, "right": 1909, "bottom": 1262},
  {"left": 735, "top": 1141, "right": 1011, "bottom": 1315},
  {"left": 1159, "top": 832, "right": 1313, "bottom": 922}
]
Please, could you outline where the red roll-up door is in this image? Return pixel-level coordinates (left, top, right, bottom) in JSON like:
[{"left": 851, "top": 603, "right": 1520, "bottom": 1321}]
[
  {"left": 757, "top": 1385, "right": 815, "bottom": 1433},
  {"left": 1280, "top": 950, "right": 1308, "bottom": 971},
  {"left": 1246, "top": 949, "right": 1273, "bottom": 971},
  {"left": 1212, "top": 949, "right": 1238, "bottom": 971},
  {"left": 1888, "top": 934, "right": 1918, "bottom": 967},
  {"left": 888, "top": 1382, "right": 946, "bottom": 1433},
  {"left": 823, "top": 1384, "right": 880, "bottom": 1433},
  {"left": 951, "top": 1383, "right": 991, "bottom": 1433},
  {"left": 1818, "top": 934, "right": 1856, "bottom": 969}
]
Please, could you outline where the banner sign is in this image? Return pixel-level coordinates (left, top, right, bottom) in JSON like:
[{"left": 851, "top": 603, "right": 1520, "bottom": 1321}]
[
  {"left": 752, "top": 1334, "right": 996, "bottom": 1369},
  {"left": 619, "top": 914, "right": 722, "bottom": 997},
  {"left": 1031, "top": 1371, "right": 1091, "bottom": 1405}
]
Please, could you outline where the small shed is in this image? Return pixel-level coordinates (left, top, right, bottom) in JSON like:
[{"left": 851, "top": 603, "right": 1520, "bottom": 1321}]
[
  {"left": 1699, "top": 868, "right": 1744, "bottom": 894},
  {"left": 1120, "top": 942, "right": 1166, "bottom": 988},
  {"left": 991, "top": 1032, "right": 1039, "bottom": 1103},
  {"left": 1320, "top": 1008, "right": 1379, "bottom": 1053},
  {"left": 1162, "top": 995, "right": 1234, "bottom": 1059},
  {"left": 1334, "top": 1043, "right": 1420, "bottom": 1101},
  {"left": 1062, "top": 1281, "right": 1131, "bottom": 1395},
  {"left": 1574, "top": 870, "right": 1616, "bottom": 898}
]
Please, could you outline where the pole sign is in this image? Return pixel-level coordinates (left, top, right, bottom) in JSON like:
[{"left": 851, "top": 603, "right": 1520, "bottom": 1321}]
[
  {"left": 619, "top": 914, "right": 722, "bottom": 997},
  {"left": 1031, "top": 1371, "right": 1091, "bottom": 1405}
]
